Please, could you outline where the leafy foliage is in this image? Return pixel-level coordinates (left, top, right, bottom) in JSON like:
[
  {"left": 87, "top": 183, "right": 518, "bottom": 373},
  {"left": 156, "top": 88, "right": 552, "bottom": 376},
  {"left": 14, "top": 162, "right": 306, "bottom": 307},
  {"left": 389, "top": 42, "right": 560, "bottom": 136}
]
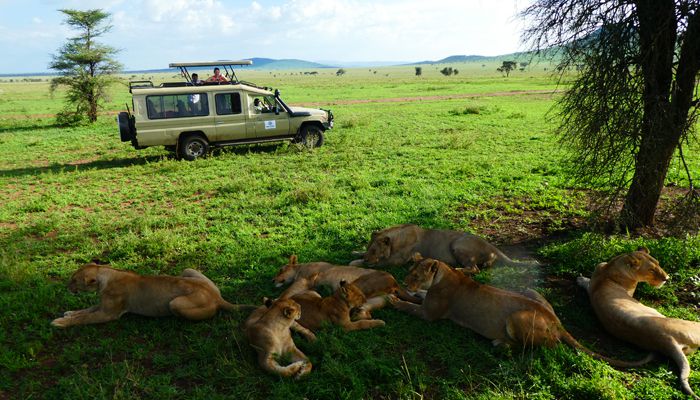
[
  {"left": 497, "top": 61, "right": 518, "bottom": 77},
  {"left": 49, "top": 9, "right": 122, "bottom": 125},
  {"left": 521, "top": 1, "right": 700, "bottom": 227}
]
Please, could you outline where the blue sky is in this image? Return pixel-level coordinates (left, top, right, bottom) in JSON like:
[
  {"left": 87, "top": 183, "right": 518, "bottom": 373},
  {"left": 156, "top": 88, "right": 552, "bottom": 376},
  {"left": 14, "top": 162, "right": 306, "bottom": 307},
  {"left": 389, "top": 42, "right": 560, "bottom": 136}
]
[{"left": 0, "top": 0, "right": 530, "bottom": 74}]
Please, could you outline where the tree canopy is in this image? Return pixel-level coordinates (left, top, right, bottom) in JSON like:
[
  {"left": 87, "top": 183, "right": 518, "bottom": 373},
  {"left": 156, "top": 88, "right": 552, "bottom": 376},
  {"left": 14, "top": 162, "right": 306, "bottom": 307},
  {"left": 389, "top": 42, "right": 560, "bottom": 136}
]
[
  {"left": 49, "top": 9, "right": 122, "bottom": 124},
  {"left": 522, "top": 1, "right": 700, "bottom": 228}
]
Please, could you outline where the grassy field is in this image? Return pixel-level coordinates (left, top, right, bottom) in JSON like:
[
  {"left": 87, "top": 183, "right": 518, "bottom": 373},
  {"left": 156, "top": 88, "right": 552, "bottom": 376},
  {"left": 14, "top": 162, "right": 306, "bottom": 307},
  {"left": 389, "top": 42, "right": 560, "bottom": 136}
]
[{"left": 1, "top": 63, "right": 699, "bottom": 399}]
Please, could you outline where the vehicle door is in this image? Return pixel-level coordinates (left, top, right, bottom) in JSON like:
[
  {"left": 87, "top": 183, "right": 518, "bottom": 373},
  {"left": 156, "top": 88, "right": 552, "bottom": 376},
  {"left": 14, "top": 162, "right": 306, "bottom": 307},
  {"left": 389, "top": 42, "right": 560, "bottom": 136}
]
[
  {"left": 213, "top": 92, "right": 252, "bottom": 141},
  {"left": 248, "top": 94, "right": 290, "bottom": 138}
]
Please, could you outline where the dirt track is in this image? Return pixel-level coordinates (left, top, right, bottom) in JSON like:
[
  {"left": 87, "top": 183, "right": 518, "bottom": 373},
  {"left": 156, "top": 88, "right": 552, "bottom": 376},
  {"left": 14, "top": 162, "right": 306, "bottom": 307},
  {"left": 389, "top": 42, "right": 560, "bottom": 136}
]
[
  {"left": 1, "top": 89, "right": 558, "bottom": 120},
  {"left": 295, "top": 89, "right": 557, "bottom": 107}
]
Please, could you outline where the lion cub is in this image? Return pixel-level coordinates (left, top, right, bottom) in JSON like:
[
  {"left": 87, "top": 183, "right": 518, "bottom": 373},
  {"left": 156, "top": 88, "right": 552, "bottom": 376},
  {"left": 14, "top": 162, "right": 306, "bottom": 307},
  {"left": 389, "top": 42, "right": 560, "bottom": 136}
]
[
  {"left": 290, "top": 280, "right": 386, "bottom": 332},
  {"left": 244, "top": 298, "right": 315, "bottom": 378},
  {"left": 52, "top": 263, "right": 252, "bottom": 328},
  {"left": 577, "top": 248, "right": 700, "bottom": 398}
]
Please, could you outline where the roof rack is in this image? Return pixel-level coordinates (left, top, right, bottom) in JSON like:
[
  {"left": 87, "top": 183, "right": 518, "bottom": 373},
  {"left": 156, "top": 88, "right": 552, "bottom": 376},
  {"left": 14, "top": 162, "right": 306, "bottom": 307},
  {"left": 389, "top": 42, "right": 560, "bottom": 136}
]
[{"left": 169, "top": 60, "right": 253, "bottom": 85}]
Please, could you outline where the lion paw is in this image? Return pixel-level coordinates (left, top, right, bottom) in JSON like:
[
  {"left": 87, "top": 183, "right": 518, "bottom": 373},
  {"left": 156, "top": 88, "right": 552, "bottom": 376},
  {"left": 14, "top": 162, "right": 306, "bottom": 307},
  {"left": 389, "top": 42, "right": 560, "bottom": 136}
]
[
  {"left": 293, "top": 361, "right": 312, "bottom": 379},
  {"left": 51, "top": 317, "right": 70, "bottom": 328},
  {"left": 386, "top": 294, "right": 400, "bottom": 305},
  {"left": 348, "top": 259, "right": 364, "bottom": 266},
  {"left": 576, "top": 276, "right": 591, "bottom": 290}
]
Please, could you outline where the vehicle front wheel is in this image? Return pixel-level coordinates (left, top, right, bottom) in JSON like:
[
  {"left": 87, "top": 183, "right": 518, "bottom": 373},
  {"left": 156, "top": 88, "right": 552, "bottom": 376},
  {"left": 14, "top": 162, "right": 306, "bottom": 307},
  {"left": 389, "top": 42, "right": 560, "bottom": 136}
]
[
  {"left": 178, "top": 135, "right": 209, "bottom": 160},
  {"left": 298, "top": 125, "right": 324, "bottom": 149}
]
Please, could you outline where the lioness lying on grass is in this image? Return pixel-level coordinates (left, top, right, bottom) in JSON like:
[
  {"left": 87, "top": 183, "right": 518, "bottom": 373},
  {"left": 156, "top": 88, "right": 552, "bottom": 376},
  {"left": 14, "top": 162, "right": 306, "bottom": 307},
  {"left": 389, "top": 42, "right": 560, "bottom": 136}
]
[
  {"left": 52, "top": 263, "right": 252, "bottom": 328},
  {"left": 351, "top": 224, "right": 537, "bottom": 271},
  {"left": 290, "top": 280, "right": 386, "bottom": 332},
  {"left": 389, "top": 254, "right": 653, "bottom": 368},
  {"left": 244, "top": 297, "right": 315, "bottom": 379},
  {"left": 577, "top": 248, "right": 700, "bottom": 398}
]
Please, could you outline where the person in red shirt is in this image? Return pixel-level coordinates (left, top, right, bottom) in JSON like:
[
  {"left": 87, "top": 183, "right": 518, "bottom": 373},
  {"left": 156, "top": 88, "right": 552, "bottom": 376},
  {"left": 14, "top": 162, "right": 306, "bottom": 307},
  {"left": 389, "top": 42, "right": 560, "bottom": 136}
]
[{"left": 206, "top": 67, "right": 228, "bottom": 83}]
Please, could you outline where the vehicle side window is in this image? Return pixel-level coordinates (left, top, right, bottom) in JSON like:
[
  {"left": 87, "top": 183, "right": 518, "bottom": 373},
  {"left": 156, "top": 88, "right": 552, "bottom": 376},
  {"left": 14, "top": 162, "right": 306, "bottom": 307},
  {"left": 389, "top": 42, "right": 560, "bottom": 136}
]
[
  {"left": 146, "top": 94, "right": 209, "bottom": 119},
  {"left": 215, "top": 93, "right": 242, "bottom": 115}
]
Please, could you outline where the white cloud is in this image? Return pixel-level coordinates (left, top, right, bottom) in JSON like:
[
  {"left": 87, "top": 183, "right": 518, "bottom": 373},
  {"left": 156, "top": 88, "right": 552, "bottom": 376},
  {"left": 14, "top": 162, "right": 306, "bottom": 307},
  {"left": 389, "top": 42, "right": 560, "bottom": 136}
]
[{"left": 1, "top": 0, "right": 530, "bottom": 72}]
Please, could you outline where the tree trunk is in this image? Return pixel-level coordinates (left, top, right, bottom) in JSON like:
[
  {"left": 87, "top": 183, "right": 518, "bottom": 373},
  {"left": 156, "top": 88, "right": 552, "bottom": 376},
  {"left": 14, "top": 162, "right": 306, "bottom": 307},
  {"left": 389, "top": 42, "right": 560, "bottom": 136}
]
[
  {"left": 620, "top": 130, "right": 678, "bottom": 227},
  {"left": 620, "top": 0, "right": 676, "bottom": 228},
  {"left": 621, "top": 1, "right": 700, "bottom": 228}
]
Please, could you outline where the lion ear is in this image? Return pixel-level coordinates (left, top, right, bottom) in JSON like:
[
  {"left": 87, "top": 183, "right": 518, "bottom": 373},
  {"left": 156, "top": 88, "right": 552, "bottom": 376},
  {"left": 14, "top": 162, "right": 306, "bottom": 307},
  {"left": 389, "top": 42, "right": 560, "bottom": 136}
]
[
  {"left": 339, "top": 281, "right": 349, "bottom": 297},
  {"left": 637, "top": 246, "right": 649, "bottom": 254},
  {"left": 283, "top": 306, "right": 295, "bottom": 319},
  {"left": 412, "top": 252, "right": 423, "bottom": 262},
  {"left": 289, "top": 254, "right": 298, "bottom": 265},
  {"left": 429, "top": 260, "right": 439, "bottom": 273},
  {"left": 86, "top": 276, "right": 97, "bottom": 286},
  {"left": 382, "top": 236, "right": 391, "bottom": 246},
  {"left": 264, "top": 297, "right": 273, "bottom": 308}
]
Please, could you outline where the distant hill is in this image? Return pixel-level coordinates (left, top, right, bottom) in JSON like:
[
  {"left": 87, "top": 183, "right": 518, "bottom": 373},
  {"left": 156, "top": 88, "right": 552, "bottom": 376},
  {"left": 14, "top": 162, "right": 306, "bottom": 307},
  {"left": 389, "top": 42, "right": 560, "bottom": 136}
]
[
  {"left": 247, "top": 58, "right": 334, "bottom": 69},
  {"left": 410, "top": 51, "right": 551, "bottom": 66}
]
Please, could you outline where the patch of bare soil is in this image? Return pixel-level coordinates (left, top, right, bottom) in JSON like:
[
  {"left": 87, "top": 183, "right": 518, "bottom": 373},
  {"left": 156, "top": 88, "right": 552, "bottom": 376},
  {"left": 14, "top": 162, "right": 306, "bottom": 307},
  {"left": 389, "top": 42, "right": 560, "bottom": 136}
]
[{"left": 462, "top": 186, "right": 699, "bottom": 251}]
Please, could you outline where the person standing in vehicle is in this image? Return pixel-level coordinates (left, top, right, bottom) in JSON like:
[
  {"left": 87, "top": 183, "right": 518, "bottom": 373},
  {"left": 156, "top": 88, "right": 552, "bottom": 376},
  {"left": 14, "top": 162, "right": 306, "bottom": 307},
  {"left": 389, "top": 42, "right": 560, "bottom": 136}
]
[
  {"left": 206, "top": 68, "right": 228, "bottom": 83},
  {"left": 191, "top": 73, "right": 202, "bottom": 85}
]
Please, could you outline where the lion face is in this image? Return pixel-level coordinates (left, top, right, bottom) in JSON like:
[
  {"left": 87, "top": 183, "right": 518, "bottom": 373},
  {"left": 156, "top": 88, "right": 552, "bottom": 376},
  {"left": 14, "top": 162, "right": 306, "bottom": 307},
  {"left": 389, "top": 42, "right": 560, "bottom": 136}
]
[
  {"left": 273, "top": 255, "right": 299, "bottom": 287},
  {"left": 363, "top": 234, "right": 391, "bottom": 265},
  {"left": 67, "top": 263, "right": 101, "bottom": 293},
  {"left": 628, "top": 248, "right": 669, "bottom": 287},
  {"left": 337, "top": 280, "right": 367, "bottom": 308},
  {"left": 272, "top": 298, "right": 302, "bottom": 321},
  {"left": 404, "top": 256, "right": 439, "bottom": 292}
]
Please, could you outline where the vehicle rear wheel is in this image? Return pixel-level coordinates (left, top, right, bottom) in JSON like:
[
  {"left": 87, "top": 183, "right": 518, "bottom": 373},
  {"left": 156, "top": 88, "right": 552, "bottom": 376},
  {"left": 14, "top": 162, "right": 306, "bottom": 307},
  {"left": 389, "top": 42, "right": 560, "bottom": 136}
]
[
  {"left": 178, "top": 135, "right": 209, "bottom": 160},
  {"left": 299, "top": 125, "right": 324, "bottom": 149}
]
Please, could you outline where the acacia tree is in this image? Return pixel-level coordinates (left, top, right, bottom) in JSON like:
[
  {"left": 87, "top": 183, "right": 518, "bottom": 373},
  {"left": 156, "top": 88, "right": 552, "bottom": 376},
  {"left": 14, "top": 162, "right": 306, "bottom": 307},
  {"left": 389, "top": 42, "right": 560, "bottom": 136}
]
[
  {"left": 522, "top": 1, "right": 700, "bottom": 228},
  {"left": 497, "top": 61, "right": 518, "bottom": 77},
  {"left": 49, "top": 9, "right": 121, "bottom": 124}
]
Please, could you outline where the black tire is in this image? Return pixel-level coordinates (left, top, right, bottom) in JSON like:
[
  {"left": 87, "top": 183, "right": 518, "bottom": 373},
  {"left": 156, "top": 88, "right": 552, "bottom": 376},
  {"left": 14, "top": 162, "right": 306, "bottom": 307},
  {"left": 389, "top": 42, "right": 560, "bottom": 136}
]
[
  {"left": 178, "top": 134, "right": 209, "bottom": 160},
  {"left": 299, "top": 125, "right": 324, "bottom": 149},
  {"left": 117, "top": 112, "right": 133, "bottom": 142}
]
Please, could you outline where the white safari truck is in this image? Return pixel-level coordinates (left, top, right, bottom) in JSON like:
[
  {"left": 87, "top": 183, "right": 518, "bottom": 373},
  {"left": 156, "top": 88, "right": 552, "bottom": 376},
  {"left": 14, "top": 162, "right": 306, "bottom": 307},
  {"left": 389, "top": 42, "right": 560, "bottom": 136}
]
[{"left": 117, "top": 61, "right": 333, "bottom": 160}]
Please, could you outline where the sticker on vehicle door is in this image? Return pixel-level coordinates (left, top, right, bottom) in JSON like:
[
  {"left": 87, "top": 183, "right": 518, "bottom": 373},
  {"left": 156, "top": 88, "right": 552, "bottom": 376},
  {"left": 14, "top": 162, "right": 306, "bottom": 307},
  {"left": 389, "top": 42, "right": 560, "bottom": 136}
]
[{"left": 264, "top": 120, "right": 276, "bottom": 129}]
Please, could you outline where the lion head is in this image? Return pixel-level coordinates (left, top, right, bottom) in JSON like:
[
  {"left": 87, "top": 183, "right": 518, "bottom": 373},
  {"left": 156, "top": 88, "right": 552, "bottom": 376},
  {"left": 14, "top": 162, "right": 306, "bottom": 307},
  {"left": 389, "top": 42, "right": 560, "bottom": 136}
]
[
  {"left": 363, "top": 231, "right": 392, "bottom": 265},
  {"left": 336, "top": 280, "right": 367, "bottom": 308},
  {"left": 67, "top": 263, "right": 102, "bottom": 293},
  {"left": 403, "top": 253, "right": 441, "bottom": 292},
  {"left": 268, "top": 297, "right": 302, "bottom": 321},
  {"left": 273, "top": 255, "right": 299, "bottom": 287},
  {"left": 601, "top": 247, "right": 669, "bottom": 288}
]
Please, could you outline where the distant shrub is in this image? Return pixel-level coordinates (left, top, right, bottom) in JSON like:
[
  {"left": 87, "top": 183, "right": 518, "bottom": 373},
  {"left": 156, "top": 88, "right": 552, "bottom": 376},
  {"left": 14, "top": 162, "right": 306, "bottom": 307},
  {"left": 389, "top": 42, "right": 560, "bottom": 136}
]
[
  {"left": 336, "top": 68, "right": 346, "bottom": 76},
  {"left": 440, "top": 67, "right": 454, "bottom": 76},
  {"left": 415, "top": 67, "right": 422, "bottom": 76},
  {"left": 449, "top": 105, "right": 485, "bottom": 115},
  {"left": 339, "top": 116, "right": 369, "bottom": 129}
]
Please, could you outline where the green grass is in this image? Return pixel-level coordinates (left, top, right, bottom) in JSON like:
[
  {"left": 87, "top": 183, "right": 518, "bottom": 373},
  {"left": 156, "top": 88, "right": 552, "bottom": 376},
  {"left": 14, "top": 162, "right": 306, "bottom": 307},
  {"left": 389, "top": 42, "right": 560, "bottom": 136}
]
[{"left": 0, "top": 66, "right": 699, "bottom": 399}]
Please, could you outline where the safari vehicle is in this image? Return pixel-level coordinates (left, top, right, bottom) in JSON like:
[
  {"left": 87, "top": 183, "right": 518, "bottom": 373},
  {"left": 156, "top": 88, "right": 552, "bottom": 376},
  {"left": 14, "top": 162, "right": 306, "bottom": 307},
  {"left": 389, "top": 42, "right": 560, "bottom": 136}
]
[{"left": 117, "top": 61, "right": 333, "bottom": 160}]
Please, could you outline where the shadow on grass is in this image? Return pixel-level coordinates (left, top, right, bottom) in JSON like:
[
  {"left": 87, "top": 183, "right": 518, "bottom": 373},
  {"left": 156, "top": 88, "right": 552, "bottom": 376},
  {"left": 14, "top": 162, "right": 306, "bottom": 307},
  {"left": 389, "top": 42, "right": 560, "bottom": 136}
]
[
  {"left": 0, "top": 155, "right": 168, "bottom": 178},
  {"left": 0, "top": 123, "right": 63, "bottom": 134}
]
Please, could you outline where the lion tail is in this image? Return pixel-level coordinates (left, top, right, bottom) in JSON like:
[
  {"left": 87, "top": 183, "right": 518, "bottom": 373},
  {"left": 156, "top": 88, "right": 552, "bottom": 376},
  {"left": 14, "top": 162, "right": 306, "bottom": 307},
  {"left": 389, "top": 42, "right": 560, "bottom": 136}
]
[
  {"left": 219, "top": 300, "right": 258, "bottom": 313},
  {"left": 559, "top": 328, "right": 655, "bottom": 368}
]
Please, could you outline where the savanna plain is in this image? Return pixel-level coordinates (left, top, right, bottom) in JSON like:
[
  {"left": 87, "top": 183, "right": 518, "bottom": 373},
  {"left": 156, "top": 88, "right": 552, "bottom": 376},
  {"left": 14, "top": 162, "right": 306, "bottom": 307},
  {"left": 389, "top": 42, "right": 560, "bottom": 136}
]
[{"left": 1, "top": 63, "right": 700, "bottom": 399}]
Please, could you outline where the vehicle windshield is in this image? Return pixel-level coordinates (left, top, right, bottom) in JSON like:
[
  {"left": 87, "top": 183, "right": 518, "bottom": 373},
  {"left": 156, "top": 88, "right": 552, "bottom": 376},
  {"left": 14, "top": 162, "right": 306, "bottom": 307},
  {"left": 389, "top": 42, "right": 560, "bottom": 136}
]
[{"left": 261, "top": 95, "right": 277, "bottom": 112}]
